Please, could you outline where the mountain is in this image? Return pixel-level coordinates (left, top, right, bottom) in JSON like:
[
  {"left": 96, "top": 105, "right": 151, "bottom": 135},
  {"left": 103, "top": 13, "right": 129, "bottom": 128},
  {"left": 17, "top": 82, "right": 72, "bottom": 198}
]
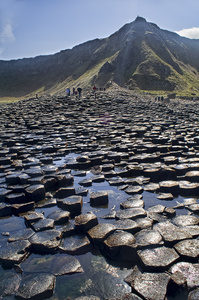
[{"left": 1, "top": 16, "right": 199, "bottom": 98}]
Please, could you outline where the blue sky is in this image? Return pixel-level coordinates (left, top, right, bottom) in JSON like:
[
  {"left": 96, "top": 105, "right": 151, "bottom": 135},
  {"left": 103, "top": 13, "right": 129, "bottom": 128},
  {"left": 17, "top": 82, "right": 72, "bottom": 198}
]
[{"left": 0, "top": 0, "right": 199, "bottom": 60}]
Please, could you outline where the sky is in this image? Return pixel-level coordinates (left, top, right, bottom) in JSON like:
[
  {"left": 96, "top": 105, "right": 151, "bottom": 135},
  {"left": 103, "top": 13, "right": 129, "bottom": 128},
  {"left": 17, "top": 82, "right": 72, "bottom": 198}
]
[{"left": 0, "top": 0, "right": 199, "bottom": 61}]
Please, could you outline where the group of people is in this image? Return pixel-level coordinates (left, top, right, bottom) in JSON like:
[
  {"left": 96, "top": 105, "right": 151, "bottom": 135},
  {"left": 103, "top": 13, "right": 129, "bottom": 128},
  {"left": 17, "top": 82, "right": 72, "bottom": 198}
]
[
  {"left": 66, "top": 87, "right": 82, "bottom": 97},
  {"left": 66, "top": 85, "right": 106, "bottom": 98}
]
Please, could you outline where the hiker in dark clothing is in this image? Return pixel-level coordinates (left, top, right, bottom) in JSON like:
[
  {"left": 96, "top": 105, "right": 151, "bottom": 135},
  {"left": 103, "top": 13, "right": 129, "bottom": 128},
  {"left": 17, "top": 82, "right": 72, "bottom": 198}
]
[{"left": 77, "top": 87, "right": 82, "bottom": 97}]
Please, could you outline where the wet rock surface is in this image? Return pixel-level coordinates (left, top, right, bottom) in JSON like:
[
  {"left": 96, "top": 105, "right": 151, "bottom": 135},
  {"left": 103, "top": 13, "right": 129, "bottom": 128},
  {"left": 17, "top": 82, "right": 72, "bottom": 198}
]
[{"left": 0, "top": 90, "right": 199, "bottom": 299}]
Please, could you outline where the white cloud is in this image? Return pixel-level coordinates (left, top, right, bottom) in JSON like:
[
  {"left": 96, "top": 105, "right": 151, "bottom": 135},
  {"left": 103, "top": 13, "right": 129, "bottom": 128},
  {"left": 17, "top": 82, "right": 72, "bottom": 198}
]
[
  {"left": 0, "top": 21, "right": 15, "bottom": 57},
  {"left": 0, "top": 22, "right": 15, "bottom": 44},
  {"left": 175, "top": 27, "right": 199, "bottom": 39}
]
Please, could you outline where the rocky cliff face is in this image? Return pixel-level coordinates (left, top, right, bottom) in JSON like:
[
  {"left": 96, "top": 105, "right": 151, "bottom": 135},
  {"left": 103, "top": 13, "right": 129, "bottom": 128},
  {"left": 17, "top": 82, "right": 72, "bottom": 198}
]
[{"left": 1, "top": 17, "right": 199, "bottom": 97}]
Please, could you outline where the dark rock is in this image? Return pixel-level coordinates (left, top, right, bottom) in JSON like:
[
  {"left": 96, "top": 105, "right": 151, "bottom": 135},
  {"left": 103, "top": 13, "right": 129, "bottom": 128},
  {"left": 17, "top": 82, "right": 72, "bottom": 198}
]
[
  {"left": 0, "top": 270, "right": 21, "bottom": 297},
  {"left": 154, "top": 221, "right": 192, "bottom": 243},
  {"left": 120, "top": 198, "right": 144, "bottom": 209},
  {"left": 157, "top": 193, "right": 174, "bottom": 200},
  {"left": 54, "top": 187, "right": 76, "bottom": 198},
  {"left": 59, "top": 235, "right": 91, "bottom": 254},
  {"left": 5, "top": 192, "right": 27, "bottom": 204},
  {"left": 15, "top": 273, "right": 55, "bottom": 300},
  {"left": 135, "top": 217, "right": 153, "bottom": 229},
  {"left": 87, "top": 223, "right": 116, "bottom": 245},
  {"left": 179, "top": 181, "right": 199, "bottom": 196},
  {"left": 51, "top": 255, "right": 84, "bottom": 275},
  {"left": 174, "top": 239, "right": 199, "bottom": 259},
  {"left": 0, "top": 202, "right": 12, "bottom": 217},
  {"left": 158, "top": 180, "right": 179, "bottom": 196},
  {"left": 131, "top": 271, "right": 170, "bottom": 300},
  {"left": 29, "top": 229, "right": 62, "bottom": 253},
  {"left": 114, "top": 219, "right": 139, "bottom": 233},
  {"left": 78, "top": 178, "right": 92, "bottom": 187},
  {"left": 24, "top": 212, "right": 44, "bottom": 226},
  {"left": 57, "top": 195, "right": 82, "bottom": 216},
  {"left": 172, "top": 215, "right": 199, "bottom": 226},
  {"left": 0, "top": 240, "right": 31, "bottom": 268},
  {"left": 31, "top": 218, "right": 55, "bottom": 232},
  {"left": 125, "top": 186, "right": 143, "bottom": 195},
  {"left": 90, "top": 191, "right": 109, "bottom": 206},
  {"left": 8, "top": 228, "right": 34, "bottom": 242},
  {"left": 188, "top": 288, "right": 199, "bottom": 300},
  {"left": 12, "top": 201, "right": 35, "bottom": 215},
  {"left": 103, "top": 230, "right": 137, "bottom": 260},
  {"left": 138, "top": 246, "right": 179, "bottom": 270},
  {"left": 116, "top": 208, "right": 147, "bottom": 220},
  {"left": 135, "top": 229, "right": 163, "bottom": 248},
  {"left": 75, "top": 212, "right": 98, "bottom": 232},
  {"left": 47, "top": 210, "right": 70, "bottom": 225},
  {"left": 0, "top": 188, "right": 11, "bottom": 201},
  {"left": 170, "top": 262, "right": 199, "bottom": 289},
  {"left": 25, "top": 184, "right": 45, "bottom": 202}
]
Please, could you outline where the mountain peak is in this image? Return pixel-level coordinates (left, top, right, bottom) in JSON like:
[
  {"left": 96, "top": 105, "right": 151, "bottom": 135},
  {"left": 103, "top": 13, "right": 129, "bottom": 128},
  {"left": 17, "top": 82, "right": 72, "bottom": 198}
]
[{"left": 134, "top": 16, "right": 147, "bottom": 23}]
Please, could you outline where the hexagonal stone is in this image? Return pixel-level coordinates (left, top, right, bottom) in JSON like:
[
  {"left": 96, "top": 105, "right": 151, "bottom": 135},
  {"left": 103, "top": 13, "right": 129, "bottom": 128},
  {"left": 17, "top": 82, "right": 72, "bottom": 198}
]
[
  {"left": 136, "top": 217, "right": 153, "bottom": 229},
  {"left": 132, "top": 271, "right": 170, "bottom": 300},
  {"left": 90, "top": 191, "right": 109, "bottom": 206},
  {"left": 5, "top": 192, "right": 27, "bottom": 204},
  {"left": 59, "top": 235, "right": 91, "bottom": 254},
  {"left": 154, "top": 222, "right": 192, "bottom": 243},
  {"left": 164, "top": 207, "right": 176, "bottom": 218},
  {"left": 0, "top": 270, "right": 21, "bottom": 297},
  {"left": 0, "top": 203, "right": 12, "bottom": 217},
  {"left": 125, "top": 267, "right": 170, "bottom": 300},
  {"left": 170, "top": 262, "right": 199, "bottom": 289},
  {"left": 61, "top": 221, "right": 76, "bottom": 237},
  {"left": 147, "top": 204, "right": 165, "bottom": 214},
  {"left": 87, "top": 223, "right": 116, "bottom": 245},
  {"left": 78, "top": 178, "right": 92, "bottom": 187},
  {"left": 15, "top": 273, "right": 55, "bottom": 300},
  {"left": 47, "top": 210, "right": 70, "bottom": 225},
  {"left": 31, "top": 218, "right": 55, "bottom": 232},
  {"left": 120, "top": 198, "right": 144, "bottom": 209},
  {"left": 116, "top": 208, "right": 147, "bottom": 220},
  {"left": 157, "top": 193, "right": 174, "bottom": 200},
  {"left": 135, "top": 229, "right": 163, "bottom": 248},
  {"left": 57, "top": 196, "right": 83, "bottom": 217},
  {"left": 0, "top": 188, "right": 11, "bottom": 201},
  {"left": 125, "top": 186, "right": 143, "bottom": 195},
  {"left": 0, "top": 240, "right": 31, "bottom": 268},
  {"left": 75, "top": 212, "right": 98, "bottom": 232},
  {"left": 188, "top": 288, "right": 199, "bottom": 300},
  {"left": 8, "top": 228, "right": 35, "bottom": 242},
  {"left": 103, "top": 230, "right": 137, "bottom": 260},
  {"left": 29, "top": 230, "right": 62, "bottom": 253},
  {"left": 114, "top": 219, "right": 139, "bottom": 234},
  {"left": 144, "top": 183, "right": 160, "bottom": 192},
  {"left": 172, "top": 215, "right": 199, "bottom": 226},
  {"left": 185, "top": 171, "right": 199, "bottom": 182},
  {"left": 179, "top": 181, "right": 199, "bottom": 196},
  {"left": 187, "top": 204, "right": 199, "bottom": 214},
  {"left": 158, "top": 180, "right": 179, "bottom": 196},
  {"left": 12, "top": 201, "right": 35, "bottom": 215},
  {"left": 24, "top": 212, "right": 44, "bottom": 226},
  {"left": 138, "top": 246, "right": 179, "bottom": 270},
  {"left": 54, "top": 187, "right": 76, "bottom": 198},
  {"left": 25, "top": 184, "right": 45, "bottom": 202},
  {"left": 53, "top": 255, "right": 83, "bottom": 275},
  {"left": 174, "top": 239, "right": 199, "bottom": 259}
]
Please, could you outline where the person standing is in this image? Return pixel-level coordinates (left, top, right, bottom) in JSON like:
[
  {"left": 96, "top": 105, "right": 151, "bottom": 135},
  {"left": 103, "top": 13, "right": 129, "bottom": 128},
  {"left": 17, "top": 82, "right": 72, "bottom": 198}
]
[
  {"left": 77, "top": 87, "right": 82, "bottom": 97},
  {"left": 66, "top": 88, "right": 70, "bottom": 96},
  {"left": 93, "top": 85, "right": 97, "bottom": 99}
]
